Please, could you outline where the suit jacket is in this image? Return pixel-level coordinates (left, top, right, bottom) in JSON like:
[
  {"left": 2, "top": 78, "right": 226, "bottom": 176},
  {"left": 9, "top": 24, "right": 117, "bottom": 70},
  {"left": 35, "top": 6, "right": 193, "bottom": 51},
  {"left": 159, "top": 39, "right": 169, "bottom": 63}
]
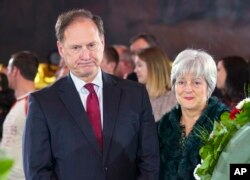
[{"left": 23, "top": 72, "right": 160, "bottom": 180}]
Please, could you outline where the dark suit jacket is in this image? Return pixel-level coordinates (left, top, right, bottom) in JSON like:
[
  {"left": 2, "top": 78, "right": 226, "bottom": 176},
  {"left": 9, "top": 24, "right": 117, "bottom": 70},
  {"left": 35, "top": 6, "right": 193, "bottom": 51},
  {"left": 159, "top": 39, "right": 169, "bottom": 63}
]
[{"left": 23, "top": 72, "right": 160, "bottom": 180}]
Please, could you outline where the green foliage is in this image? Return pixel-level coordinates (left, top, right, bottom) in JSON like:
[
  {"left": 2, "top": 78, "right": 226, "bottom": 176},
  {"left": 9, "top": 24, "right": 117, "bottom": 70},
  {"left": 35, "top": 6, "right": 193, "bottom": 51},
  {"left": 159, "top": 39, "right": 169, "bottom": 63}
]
[
  {"left": 0, "top": 150, "right": 14, "bottom": 180},
  {"left": 195, "top": 99, "right": 250, "bottom": 179}
]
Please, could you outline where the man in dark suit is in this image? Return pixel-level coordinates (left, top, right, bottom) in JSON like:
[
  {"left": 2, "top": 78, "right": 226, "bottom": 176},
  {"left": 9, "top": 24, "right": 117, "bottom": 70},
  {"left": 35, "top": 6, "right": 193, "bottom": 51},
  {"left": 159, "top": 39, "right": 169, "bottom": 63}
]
[{"left": 23, "top": 9, "right": 159, "bottom": 180}]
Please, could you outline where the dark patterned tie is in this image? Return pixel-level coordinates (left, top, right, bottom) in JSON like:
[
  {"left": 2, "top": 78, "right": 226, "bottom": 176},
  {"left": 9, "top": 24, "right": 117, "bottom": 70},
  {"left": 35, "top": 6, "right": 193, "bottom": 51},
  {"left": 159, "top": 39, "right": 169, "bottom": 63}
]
[{"left": 85, "top": 83, "right": 103, "bottom": 150}]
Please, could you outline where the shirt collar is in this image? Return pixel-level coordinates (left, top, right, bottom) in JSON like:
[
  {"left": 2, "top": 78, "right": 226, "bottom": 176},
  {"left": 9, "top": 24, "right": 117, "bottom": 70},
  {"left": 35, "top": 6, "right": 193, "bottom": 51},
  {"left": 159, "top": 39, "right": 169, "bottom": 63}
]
[
  {"left": 16, "top": 92, "right": 33, "bottom": 101},
  {"left": 70, "top": 68, "right": 103, "bottom": 92}
]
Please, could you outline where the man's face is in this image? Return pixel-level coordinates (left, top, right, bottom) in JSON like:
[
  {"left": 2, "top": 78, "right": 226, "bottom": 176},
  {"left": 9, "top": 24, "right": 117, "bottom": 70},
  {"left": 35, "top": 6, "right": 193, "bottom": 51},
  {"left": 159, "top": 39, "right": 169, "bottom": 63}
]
[
  {"left": 130, "top": 38, "right": 150, "bottom": 62},
  {"left": 57, "top": 18, "right": 105, "bottom": 82}
]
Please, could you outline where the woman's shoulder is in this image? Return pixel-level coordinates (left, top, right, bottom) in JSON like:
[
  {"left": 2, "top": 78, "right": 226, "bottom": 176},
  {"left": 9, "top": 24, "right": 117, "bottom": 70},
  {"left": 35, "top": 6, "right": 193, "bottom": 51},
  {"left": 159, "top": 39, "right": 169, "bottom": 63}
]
[{"left": 207, "top": 96, "right": 230, "bottom": 115}]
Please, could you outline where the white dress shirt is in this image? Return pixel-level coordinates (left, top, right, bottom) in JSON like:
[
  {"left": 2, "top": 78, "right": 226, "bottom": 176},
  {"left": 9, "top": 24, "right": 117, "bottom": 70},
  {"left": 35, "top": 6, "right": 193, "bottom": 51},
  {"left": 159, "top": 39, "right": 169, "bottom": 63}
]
[{"left": 70, "top": 69, "right": 104, "bottom": 128}]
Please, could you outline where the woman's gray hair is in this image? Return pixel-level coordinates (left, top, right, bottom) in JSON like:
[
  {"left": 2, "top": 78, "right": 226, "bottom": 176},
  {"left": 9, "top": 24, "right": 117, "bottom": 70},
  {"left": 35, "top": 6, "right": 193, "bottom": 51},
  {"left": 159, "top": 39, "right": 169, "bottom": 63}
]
[{"left": 171, "top": 49, "right": 217, "bottom": 98}]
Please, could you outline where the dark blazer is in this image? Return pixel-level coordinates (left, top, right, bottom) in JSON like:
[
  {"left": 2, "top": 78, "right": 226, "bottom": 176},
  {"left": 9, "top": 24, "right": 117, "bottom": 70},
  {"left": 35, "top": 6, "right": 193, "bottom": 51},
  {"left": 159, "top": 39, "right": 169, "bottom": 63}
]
[{"left": 23, "top": 72, "right": 160, "bottom": 180}]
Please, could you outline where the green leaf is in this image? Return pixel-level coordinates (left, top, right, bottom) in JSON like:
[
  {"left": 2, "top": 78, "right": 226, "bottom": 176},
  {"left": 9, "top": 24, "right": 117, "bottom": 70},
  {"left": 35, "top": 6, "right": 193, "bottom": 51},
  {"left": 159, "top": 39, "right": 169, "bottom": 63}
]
[
  {"left": 195, "top": 100, "right": 250, "bottom": 179},
  {"left": 0, "top": 150, "right": 14, "bottom": 180}
]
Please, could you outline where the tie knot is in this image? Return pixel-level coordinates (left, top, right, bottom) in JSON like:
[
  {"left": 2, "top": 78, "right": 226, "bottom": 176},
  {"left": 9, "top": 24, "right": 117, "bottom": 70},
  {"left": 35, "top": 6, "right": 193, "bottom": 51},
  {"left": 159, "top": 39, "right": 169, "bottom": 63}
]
[{"left": 85, "top": 83, "right": 95, "bottom": 93}]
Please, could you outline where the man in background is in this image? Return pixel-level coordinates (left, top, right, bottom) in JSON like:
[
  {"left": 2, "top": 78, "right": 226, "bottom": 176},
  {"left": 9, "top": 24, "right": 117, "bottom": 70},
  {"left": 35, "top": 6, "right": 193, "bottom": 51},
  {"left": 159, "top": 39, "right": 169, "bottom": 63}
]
[
  {"left": 0, "top": 51, "right": 39, "bottom": 180},
  {"left": 56, "top": 57, "right": 70, "bottom": 80},
  {"left": 129, "top": 33, "right": 158, "bottom": 54},
  {"left": 100, "top": 46, "right": 119, "bottom": 75},
  {"left": 127, "top": 33, "right": 158, "bottom": 81},
  {"left": 113, "top": 44, "right": 135, "bottom": 79}
]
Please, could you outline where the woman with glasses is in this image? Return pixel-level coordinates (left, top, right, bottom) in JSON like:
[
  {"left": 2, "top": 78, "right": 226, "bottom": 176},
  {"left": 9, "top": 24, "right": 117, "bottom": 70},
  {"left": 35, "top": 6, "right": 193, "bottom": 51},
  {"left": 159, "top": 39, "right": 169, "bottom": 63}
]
[{"left": 158, "top": 49, "right": 229, "bottom": 180}]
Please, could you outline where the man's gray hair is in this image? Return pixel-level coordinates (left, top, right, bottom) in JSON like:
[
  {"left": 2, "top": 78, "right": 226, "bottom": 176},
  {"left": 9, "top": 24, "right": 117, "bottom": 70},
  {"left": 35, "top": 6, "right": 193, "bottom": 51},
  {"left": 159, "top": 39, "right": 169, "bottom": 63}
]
[{"left": 55, "top": 9, "right": 104, "bottom": 42}]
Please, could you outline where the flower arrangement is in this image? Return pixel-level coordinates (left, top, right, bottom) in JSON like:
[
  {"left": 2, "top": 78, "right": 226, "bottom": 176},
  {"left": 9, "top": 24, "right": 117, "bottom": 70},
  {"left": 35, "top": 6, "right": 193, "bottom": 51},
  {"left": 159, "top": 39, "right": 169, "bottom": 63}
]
[{"left": 194, "top": 95, "right": 250, "bottom": 180}]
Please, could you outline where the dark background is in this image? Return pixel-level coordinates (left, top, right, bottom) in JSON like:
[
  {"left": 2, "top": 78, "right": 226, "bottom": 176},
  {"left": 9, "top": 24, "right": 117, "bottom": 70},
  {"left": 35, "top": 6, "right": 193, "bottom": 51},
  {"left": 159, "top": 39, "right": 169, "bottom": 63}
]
[{"left": 1, "top": 0, "right": 250, "bottom": 64}]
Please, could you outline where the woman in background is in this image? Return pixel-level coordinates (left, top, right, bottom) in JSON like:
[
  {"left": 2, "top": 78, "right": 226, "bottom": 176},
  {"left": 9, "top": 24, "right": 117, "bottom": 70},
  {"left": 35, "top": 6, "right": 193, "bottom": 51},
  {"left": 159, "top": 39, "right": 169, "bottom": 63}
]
[
  {"left": 158, "top": 49, "right": 229, "bottom": 179},
  {"left": 216, "top": 56, "right": 250, "bottom": 109},
  {"left": 134, "top": 47, "right": 176, "bottom": 122}
]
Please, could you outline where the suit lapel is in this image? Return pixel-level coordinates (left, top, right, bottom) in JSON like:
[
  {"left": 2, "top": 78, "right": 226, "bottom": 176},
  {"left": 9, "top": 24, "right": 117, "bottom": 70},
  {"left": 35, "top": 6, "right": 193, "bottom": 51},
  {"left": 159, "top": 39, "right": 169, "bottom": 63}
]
[
  {"left": 58, "top": 76, "right": 102, "bottom": 156},
  {"left": 102, "top": 73, "right": 121, "bottom": 160}
]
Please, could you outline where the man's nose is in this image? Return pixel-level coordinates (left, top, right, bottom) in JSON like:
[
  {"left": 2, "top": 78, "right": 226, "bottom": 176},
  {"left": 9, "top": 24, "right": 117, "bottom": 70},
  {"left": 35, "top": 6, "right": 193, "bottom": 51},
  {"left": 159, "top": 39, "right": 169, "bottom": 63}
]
[{"left": 79, "top": 48, "right": 91, "bottom": 59}]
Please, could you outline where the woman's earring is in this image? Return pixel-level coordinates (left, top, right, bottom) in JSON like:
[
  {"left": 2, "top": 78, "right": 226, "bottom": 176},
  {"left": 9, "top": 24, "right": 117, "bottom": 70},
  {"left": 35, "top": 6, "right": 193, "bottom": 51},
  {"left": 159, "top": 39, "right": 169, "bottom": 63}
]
[{"left": 176, "top": 103, "right": 179, "bottom": 109}]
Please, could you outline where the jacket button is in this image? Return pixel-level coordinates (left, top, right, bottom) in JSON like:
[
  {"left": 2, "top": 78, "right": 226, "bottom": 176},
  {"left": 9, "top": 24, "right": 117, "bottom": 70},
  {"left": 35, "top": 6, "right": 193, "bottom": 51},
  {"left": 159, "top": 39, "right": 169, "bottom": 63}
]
[{"left": 104, "top": 167, "right": 108, "bottom": 172}]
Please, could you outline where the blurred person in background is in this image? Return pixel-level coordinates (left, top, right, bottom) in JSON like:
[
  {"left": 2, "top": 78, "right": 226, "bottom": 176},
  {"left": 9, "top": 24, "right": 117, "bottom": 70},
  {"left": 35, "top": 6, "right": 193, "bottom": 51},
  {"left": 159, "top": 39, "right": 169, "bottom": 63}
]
[
  {"left": 216, "top": 56, "right": 250, "bottom": 109},
  {"left": 129, "top": 33, "right": 158, "bottom": 54},
  {"left": 56, "top": 57, "right": 70, "bottom": 80},
  {"left": 134, "top": 47, "right": 176, "bottom": 122},
  {"left": 101, "top": 46, "right": 119, "bottom": 75},
  {"left": 0, "top": 72, "right": 15, "bottom": 139},
  {"left": 0, "top": 51, "right": 39, "bottom": 180},
  {"left": 128, "top": 33, "right": 158, "bottom": 81},
  {"left": 113, "top": 44, "right": 136, "bottom": 80}
]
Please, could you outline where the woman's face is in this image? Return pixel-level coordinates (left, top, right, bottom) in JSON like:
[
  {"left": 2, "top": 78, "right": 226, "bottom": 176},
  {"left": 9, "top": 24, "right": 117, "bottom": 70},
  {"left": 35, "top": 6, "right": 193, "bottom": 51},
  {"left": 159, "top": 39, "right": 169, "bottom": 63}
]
[
  {"left": 175, "top": 72, "right": 208, "bottom": 111},
  {"left": 134, "top": 56, "right": 148, "bottom": 84},
  {"left": 216, "top": 60, "right": 227, "bottom": 90}
]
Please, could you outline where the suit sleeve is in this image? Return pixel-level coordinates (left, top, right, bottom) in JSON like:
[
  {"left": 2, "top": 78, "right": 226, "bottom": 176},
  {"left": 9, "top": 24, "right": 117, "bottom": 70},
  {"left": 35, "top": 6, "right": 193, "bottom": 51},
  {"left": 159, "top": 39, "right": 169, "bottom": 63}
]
[
  {"left": 136, "top": 86, "right": 160, "bottom": 180},
  {"left": 23, "top": 94, "right": 58, "bottom": 180}
]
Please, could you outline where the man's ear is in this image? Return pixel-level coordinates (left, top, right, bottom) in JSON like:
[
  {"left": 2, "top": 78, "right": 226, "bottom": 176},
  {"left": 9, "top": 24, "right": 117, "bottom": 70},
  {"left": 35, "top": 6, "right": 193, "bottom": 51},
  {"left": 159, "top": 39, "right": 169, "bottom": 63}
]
[
  {"left": 57, "top": 41, "right": 64, "bottom": 57},
  {"left": 12, "top": 66, "right": 19, "bottom": 77},
  {"left": 109, "top": 62, "right": 116, "bottom": 69}
]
